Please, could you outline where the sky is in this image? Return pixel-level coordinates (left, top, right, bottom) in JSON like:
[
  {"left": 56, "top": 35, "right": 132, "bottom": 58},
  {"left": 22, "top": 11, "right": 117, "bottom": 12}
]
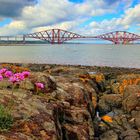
[{"left": 0, "top": 0, "right": 139, "bottom": 36}]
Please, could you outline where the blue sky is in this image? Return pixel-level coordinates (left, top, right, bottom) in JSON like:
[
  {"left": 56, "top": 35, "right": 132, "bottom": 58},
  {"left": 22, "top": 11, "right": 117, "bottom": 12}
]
[
  {"left": 69, "top": 0, "right": 84, "bottom": 3},
  {"left": 0, "top": 0, "right": 139, "bottom": 36}
]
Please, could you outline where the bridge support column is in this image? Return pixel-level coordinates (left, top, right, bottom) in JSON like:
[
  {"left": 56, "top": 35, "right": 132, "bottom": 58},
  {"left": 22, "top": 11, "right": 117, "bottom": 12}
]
[
  {"left": 51, "top": 29, "right": 55, "bottom": 44},
  {"left": 58, "top": 29, "right": 60, "bottom": 44},
  {"left": 7, "top": 36, "right": 9, "bottom": 42},
  {"left": 23, "top": 35, "right": 26, "bottom": 44}
]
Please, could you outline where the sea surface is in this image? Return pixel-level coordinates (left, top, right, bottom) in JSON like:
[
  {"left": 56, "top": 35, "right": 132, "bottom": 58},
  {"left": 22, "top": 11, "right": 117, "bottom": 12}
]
[{"left": 0, "top": 44, "right": 140, "bottom": 68}]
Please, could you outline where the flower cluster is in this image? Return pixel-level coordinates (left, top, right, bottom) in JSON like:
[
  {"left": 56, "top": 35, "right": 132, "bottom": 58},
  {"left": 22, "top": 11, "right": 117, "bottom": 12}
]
[
  {"left": 0, "top": 65, "right": 45, "bottom": 95},
  {"left": 0, "top": 68, "right": 7, "bottom": 74},
  {"left": 9, "top": 72, "right": 30, "bottom": 83},
  {"left": 0, "top": 68, "right": 30, "bottom": 84},
  {"left": 5, "top": 71, "right": 13, "bottom": 78}
]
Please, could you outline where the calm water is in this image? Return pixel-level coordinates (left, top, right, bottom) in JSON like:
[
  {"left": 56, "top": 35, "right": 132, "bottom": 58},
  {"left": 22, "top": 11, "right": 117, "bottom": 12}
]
[{"left": 0, "top": 44, "right": 140, "bottom": 68}]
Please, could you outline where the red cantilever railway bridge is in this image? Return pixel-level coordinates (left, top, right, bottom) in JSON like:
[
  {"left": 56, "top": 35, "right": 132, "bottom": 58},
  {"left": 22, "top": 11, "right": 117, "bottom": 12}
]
[
  {"left": 24, "top": 29, "right": 140, "bottom": 44},
  {"left": 0, "top": 29, "right": 139, "bottom": 44}
]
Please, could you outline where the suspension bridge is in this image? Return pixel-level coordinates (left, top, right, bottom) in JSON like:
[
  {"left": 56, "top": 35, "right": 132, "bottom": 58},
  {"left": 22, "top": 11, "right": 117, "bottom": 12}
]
[{"left": 0, "top": 29, "right": 140, "bottom": 44}]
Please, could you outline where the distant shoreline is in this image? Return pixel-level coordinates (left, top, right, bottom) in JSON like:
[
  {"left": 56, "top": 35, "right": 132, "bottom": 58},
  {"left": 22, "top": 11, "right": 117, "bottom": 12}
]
[
  {"left": 1, "top": 63, "right": 140, "bottom": 74},
  {"left": 0, "top": 42, "right": 139, "bottom": 46}
]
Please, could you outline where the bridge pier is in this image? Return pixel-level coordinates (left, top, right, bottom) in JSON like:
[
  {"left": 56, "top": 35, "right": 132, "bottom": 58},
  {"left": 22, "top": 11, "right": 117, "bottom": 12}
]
[{"left": 23, "top": 35, "right": 26, "bottom": 44}]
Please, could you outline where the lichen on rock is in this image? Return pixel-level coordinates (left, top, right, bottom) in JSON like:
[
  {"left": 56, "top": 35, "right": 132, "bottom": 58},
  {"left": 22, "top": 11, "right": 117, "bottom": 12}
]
[{"left": 0, "top": 64, "right": 139, "bottom": 139}]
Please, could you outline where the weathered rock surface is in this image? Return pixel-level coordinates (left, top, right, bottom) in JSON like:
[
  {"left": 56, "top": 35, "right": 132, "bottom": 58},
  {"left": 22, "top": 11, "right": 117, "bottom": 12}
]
[
  {"left": 100, "top": 130, "right": 118, "bottom": 140},
  {"left": 0, "top": 65, "right": 97, "bottom": 140},
  {"left": 98, "top": 94, "right": 122, "bottom": 115},
  {"left": 0, "top": 64, "right": 140, "bottom": 139},
  {"left": 122, "top": 85, "right": 140, "bottom": 112}
]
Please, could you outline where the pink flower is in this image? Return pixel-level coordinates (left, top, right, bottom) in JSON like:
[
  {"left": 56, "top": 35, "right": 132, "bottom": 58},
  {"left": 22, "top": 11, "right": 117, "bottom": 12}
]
[
  {"left": 0, "top": 75, "right": 3, "bottom": 81},
  {"left": 0, "top": 68, "right": 7, "bottom": 74},
  {"left": 9, "top": 76, "right": 19, "bottom": 83},
  {"left": 9, "top": 73, "right": 24, "bottom": 83},
  {"left": 35, "top": 82, "right": 44, "bottom": 89},
  {"left": 4, "top": 71, "right": 13, "bottom": 78},
  {"left": 14, "top": 73, "right": 25, "bottom": 81},
  {"left": 22, "top": 71, "right": 30, "bottom": 78}
]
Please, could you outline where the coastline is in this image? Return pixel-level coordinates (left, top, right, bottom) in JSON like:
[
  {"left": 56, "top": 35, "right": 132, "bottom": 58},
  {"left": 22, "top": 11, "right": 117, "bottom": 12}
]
[
  {"left": 0, "top": 63, "right": 140, "bottom": 139},
  {"left": 2, "top": 63, "right": 140, "bottom": 74}
]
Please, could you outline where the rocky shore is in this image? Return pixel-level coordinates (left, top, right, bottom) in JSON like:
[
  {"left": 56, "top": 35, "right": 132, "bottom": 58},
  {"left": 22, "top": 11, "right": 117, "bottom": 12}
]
[{"left": 0, "top": 64, "right": 140, "bottom": 139}]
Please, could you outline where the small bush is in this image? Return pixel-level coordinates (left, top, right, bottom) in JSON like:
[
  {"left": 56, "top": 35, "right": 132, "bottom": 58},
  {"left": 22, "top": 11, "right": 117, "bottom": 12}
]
[{"left": 0, "top": 104, "right": 13, "bottom": 131}]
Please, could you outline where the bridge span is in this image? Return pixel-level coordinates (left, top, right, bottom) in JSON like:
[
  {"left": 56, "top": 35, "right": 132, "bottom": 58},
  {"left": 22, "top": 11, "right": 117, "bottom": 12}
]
[
  {"left": 0, "top": 29, "right": 140, "bottom": 44},
  {"left": 24, "top": 29, "right": 140, "bottom": 44}
]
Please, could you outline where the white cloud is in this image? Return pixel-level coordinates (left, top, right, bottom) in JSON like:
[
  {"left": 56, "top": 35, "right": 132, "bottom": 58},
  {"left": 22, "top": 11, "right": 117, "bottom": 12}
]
[
  {"left": 86, "top": 4, "right": 140, "bottom": 35},
  {"left": 0, "top": 0, "right": 122, "bottom": 35},
  {"left": 121, "top": 4, "right": 140, "bottom": 26},
  {"left": 0, "top": 21, "right": 27, "bottom": 36},
  {"left": 0, "top": 0, "right": 139, "bottom": 36},
  {"left": 21, "top": 0, "right": 116, "bottom": 28},
  {"left": 32, "top": 19, "right": 84, "bottom": 32}
]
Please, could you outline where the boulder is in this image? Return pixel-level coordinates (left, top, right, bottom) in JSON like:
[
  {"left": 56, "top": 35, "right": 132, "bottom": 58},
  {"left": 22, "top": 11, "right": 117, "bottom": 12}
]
[
  {"left": 31, "top": 73, "right": 57, "bottom": 93},
  {"left": 120, "top": 129, "right": 140, "bottom": 140},
  {"left": 64, "top": 107, "right": 92, "bottom": 124},
  {"left": 131, "top": 111, "right": 140, "bottom": 131},
  {"left": 98, "top": 94, "right": 122, "bottom": 115},
  {"left": 123, "top": 85, "right": 140, "bottom": 99},
  {"left": 62, "top": 123, "right": 94, "bottom": 140},
  {"left": 111, "top": 82, "right": 120, "bottom": 94},
  {"left": 20, "top": 79, "right": 34, "bottom": 91},
  {"left": 122, "top": 85, "right": 140, "bottom": 112},
  {"left": 100, "top": 130, "right": 118, "bottom": 140}
]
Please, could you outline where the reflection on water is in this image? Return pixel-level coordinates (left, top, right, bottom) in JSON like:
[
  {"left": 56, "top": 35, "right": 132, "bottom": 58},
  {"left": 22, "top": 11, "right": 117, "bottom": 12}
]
[{"left": 0, "top": 44, "right": 140, "bottom": 68}]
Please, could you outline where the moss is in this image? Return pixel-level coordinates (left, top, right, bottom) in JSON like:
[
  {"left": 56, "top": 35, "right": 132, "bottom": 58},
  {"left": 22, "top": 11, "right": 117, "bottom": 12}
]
[{"left": 0, "top": 104, "right": 13, "bottom": 131}]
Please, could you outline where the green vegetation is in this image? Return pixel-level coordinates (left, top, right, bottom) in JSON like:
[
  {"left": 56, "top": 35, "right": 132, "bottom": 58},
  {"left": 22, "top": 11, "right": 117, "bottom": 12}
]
[{"left": 0, "top": 104, "right": 13, "bottom": 131}]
